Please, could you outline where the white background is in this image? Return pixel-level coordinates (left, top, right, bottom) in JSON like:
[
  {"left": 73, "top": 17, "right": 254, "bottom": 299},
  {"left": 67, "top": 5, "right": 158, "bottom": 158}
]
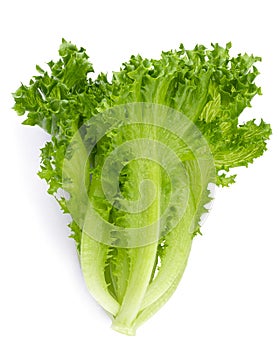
[{"left": 1, "top": 1, "right": 278, "bottom": 349}]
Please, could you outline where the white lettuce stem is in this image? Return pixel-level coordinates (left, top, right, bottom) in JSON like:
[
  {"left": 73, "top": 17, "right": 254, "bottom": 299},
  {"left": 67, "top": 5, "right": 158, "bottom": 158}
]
[
  {"left": 140, "top": 212, "right": 194, "bottom": 310},
  {"left": 135, "top": 239, "right": 192, "bottom": 329},
  {"left": 111, "top": 243, "right": 158, "bottom": 335},
  {"left": 80, "top": 177, "right": 120, "bottom": 316},
  {"left": 80, "top": 233, "right": 120, "bottom": 315},
  {"left": 111, "top": 153, "right": 161, "bottom": 335}
]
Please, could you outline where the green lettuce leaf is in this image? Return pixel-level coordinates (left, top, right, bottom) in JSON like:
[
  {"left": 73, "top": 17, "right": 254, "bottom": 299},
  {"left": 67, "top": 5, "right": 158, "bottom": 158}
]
[{"left": 13, "top": 40, "right": 271, "bottom": 335}]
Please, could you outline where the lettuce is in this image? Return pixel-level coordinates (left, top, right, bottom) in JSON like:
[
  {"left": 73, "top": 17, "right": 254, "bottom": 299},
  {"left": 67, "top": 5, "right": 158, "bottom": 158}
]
[{"left": 13, "top": 40, "right": 271, "bottom": 335}]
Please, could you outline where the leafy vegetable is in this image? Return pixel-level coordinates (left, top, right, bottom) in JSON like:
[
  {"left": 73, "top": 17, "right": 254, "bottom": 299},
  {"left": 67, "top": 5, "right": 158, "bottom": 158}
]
[{"left": 13, "top": 39, "right": 271, "bottom": 335}]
